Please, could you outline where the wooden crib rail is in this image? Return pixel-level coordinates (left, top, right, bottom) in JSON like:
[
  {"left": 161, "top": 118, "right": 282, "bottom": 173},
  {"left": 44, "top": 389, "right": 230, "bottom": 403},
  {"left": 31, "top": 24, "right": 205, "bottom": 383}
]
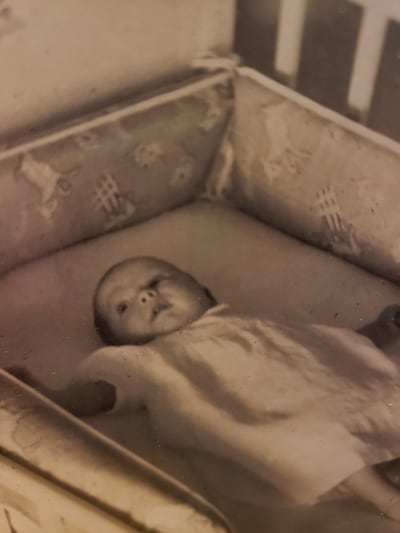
[{"left": 272, "top": 0, "right": 400, "bottom": 125}]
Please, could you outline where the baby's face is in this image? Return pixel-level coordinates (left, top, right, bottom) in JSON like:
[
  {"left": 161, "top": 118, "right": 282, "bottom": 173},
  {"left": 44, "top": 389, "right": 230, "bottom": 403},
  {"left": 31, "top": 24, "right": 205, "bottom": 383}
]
[{"left": 96, "top": 258, "right": 213, "bottom": 344}]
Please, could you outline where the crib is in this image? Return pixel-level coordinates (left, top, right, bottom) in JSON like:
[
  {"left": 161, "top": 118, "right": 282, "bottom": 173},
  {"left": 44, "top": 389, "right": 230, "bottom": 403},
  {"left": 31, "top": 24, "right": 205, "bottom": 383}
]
[{"left": 1, "top": 1, "right": 400, "bottom": 532}]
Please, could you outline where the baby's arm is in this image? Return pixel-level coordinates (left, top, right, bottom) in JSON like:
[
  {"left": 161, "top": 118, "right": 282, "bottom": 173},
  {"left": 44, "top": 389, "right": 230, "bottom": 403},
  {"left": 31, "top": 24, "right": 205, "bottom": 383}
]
[
  {"left": 344, "top": 465, "right": 400, "bottom": 520},
  {"left": 51, "top": 381, "right": 116, "bottom": 417},
  {"left": 6, "top": 366, "right": 115, "bottom": 417}
]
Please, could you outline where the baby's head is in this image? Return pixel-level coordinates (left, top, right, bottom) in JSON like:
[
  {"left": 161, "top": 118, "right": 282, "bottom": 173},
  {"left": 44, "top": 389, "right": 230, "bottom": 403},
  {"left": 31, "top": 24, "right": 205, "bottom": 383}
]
[{"left": 93, "top": 257, "right": 216, "bottom": 345}]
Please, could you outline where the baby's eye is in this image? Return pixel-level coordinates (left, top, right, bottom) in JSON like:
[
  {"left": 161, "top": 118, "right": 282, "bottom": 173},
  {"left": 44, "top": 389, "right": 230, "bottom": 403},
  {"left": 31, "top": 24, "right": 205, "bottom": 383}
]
[
  {"left": 116, "top": 302, "right": 128, "bottom": 315},
  {"left": 148, "top": 277, "right": 162, "bottom": 289}
]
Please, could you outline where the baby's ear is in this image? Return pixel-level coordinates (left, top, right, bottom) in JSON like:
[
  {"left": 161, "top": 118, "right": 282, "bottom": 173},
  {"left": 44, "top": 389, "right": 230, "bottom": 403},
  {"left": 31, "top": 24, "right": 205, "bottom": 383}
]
[{"left": 203, "top": 287, "right": 217, "bottom": 305}]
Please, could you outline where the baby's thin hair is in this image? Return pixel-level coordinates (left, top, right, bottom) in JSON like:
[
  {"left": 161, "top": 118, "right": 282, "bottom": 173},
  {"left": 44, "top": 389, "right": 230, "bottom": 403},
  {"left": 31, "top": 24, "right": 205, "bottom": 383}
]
[
  {"left": 93, "top": 260, "right": 132, "bottom": 345},
  {"left": 93, "top": 306, "right": 121, "bottom": 345}
]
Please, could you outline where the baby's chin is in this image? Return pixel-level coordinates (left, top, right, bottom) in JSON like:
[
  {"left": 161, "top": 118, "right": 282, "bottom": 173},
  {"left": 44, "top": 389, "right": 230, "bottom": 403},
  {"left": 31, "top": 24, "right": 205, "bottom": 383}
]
[
  {"left": 155, "top": 307, "right": 205, "bottom": 332},
  {"left": 121, "top": 308, "right": 208, "bottom": 345},
  {"left": 122, "top": 332, "right": 156, "bottom": 346},
  {"left": 120, "top": 321, "right": 183, "bottom": 345},
  {"left": 154, "top": 320, "right": 187, "bottom": 337}
]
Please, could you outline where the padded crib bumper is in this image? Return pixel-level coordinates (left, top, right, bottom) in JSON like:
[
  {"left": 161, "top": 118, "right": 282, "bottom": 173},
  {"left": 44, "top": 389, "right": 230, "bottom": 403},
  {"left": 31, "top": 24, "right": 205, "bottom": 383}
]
[
  {"left": 0, "top": 370, "right": 231, "bottom": 533},
  {"left": 3, "top": 64, "right": 400, "bottom": 285},
  {"left": 0, "top": 73, "right": 233, "bottom": 277},
  {"left": 213, "top": 67, "right": 400, "bottom": 284}
]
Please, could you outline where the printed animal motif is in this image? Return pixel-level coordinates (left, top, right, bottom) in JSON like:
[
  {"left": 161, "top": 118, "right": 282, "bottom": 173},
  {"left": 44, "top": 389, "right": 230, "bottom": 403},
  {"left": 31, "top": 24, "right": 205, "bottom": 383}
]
[
  {"left": 261, "top": 102, "right": 310, "bottom": 182},
  {"left": 93, "top": 172, "right": 136, "bottom": 230},
  {"left": 18, "top": 153, "right": 71, "bottom": 220},
  {"left": 316, "top": 186, "right": 362, "bottom": 257}
]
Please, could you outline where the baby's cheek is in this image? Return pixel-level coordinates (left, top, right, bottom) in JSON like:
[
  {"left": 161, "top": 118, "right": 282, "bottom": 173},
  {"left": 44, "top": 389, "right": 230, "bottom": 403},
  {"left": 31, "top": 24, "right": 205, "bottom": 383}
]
[{"left": 157, "top": 312, "right": 188, "bottom": 334}]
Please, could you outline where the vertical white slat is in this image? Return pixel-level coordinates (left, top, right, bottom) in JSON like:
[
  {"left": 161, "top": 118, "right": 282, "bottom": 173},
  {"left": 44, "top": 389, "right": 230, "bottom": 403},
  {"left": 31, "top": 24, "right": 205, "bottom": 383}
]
[
  {"left": 347, "top": 6, "right": 389, "bottom": 122},
  {"left": 194, "top": 0, "right": 236, "bottom": 58},
  {"left": 274, "top": 0, "right": 308, "bottom": 87},
  {"left": 349, "top": 0, "right": 400, "bottom": 24}
]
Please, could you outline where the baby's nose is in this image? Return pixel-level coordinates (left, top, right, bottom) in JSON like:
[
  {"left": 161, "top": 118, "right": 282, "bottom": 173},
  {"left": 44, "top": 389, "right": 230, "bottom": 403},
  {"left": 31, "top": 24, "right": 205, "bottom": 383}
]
[{"left": 139, "top": 288, "right": 157, "bottom": 304}]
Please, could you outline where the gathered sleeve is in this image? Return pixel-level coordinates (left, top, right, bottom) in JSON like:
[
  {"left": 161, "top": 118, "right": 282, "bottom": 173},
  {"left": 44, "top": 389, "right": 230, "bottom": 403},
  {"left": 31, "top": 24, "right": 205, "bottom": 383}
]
[{"left": 73, "top": 346, "right": 150, "bottom": 414}]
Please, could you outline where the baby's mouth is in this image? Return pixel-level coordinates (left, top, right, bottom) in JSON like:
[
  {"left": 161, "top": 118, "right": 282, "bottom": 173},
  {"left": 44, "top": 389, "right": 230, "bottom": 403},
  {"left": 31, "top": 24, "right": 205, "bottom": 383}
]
[{"left": 151, "top": 302, "right": 171, "bottom": 321}]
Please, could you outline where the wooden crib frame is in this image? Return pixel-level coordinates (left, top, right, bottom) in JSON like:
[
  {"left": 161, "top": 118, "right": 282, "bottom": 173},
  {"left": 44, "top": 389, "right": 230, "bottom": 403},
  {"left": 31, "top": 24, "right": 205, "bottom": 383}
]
[{"left": 274, "top": 0, "right": 400, "bottom": 123}]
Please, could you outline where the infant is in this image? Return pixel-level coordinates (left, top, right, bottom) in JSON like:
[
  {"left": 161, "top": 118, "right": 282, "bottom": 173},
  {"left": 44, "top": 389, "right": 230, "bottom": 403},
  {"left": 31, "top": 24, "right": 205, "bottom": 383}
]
[{"left": 8, "top": 257, "right": 400, "bottom": 520}]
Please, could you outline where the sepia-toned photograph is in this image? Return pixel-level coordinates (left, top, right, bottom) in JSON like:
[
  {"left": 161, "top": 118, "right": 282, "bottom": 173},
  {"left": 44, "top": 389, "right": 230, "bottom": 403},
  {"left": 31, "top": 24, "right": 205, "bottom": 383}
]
[{"left": 1, "top": 1, "right": 400, "bottom": 531}]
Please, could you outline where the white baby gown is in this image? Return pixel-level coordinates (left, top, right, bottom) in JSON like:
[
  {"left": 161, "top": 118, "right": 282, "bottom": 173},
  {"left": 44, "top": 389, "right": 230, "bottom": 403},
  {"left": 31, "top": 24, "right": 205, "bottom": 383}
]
[{"left": 76, "top": 305, "right": 400, "bottom": 504}]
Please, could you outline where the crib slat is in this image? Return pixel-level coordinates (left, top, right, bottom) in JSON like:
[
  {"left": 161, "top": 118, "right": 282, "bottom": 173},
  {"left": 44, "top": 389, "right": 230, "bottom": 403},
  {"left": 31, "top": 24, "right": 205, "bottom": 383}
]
[
  {"left": 274, "top": 0, "right": 308, "bottom": 87},
  {"left": 347, "top": 6, "right": 389, "bottom": 122},
  {"left": 350, "top": 0, "right": 400, "bottom": 23}
]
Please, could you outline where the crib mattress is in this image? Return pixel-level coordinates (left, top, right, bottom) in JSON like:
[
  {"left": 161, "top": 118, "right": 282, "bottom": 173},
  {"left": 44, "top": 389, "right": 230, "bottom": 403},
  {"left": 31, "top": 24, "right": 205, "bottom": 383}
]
[{"left": 2, "top": 200, "right": 400, "bottom": 533}]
